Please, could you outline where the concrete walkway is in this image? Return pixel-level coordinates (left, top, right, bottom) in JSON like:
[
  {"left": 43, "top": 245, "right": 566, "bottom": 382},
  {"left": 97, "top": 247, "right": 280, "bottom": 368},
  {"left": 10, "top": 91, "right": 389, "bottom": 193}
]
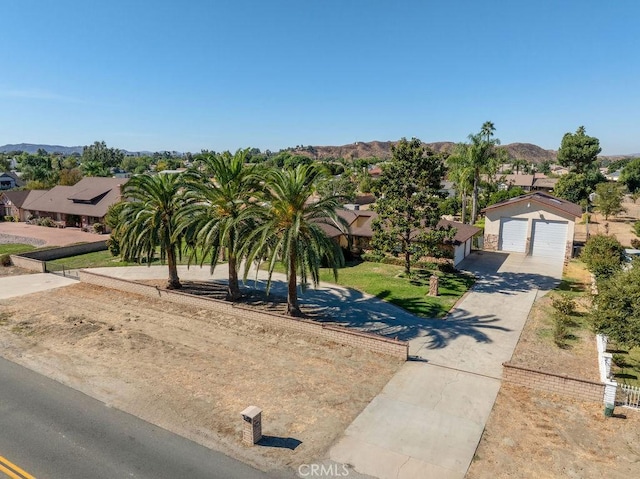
[
  {"left": 328, "top": 252, "right": 563, "bottom": 479},
  {"left": 0, "top": 273, "right": 78, "bottom": 300}
]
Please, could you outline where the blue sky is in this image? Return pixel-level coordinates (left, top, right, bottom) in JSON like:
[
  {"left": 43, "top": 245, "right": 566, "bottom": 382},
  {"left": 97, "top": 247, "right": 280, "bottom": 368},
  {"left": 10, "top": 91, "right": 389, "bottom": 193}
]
[{"left": 1, "top": 1, "right": 638, "bottom": 155}]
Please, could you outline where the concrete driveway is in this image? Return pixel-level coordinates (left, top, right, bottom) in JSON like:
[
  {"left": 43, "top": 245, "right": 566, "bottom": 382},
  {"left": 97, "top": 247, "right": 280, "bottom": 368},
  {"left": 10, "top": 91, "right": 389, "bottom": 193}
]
[
  {"left": 0, "top": 273, "right": 78, "bottom": 300},
  {"left": 328, "top": 252, "right": 563, "bottom": 479}
]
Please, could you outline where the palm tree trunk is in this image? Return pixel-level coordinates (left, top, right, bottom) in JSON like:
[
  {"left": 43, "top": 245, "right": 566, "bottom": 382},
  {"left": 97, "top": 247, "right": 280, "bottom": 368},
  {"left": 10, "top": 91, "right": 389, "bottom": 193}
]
[
  {"left": 471, "top": 174, "right": 479, "bottom": 225},
  {"left": 461, "top": 190, "right": 467, "bottom": 224},
  {"left": 166, "top": 246, "right": 182, "bottom": 290},
  {"left": 287, "top": 251, "right": 301, "bottom": 316},
  {"left": 227, "top": 252, "right": 241, "bottom": 301}
]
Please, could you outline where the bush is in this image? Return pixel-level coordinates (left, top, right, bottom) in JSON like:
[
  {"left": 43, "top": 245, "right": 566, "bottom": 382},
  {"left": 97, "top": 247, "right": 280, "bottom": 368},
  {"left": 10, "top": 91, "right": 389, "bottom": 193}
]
[
  {"left": 580, "top": 234, "right": 625, "bottom": 279},
  {"left": 361, "top": 252, "right": 384, "bottom": 263},
  {"left": 0, "top": 254, "right": 11, "bottom": 267},
  {"left": 554, "top": 312, "right": 571, "bottom": 348},
  {"left": 106, "top": 237, "right": 120, "bottom": 257},
  {"left": 4, "top": 216, "right": 15, "bottom": 222},
  {"left": 92, "top": 223, "right": 105, "bottom": 234},
  {"left": 631, "top": 238, "right": 640, "bottom": 249},
  {"left": 633, "top": 221, "right": 640, "bottom": 238},
  {"left": 551, "top": 295, "right": 576, "bottom": 315},
  {"left": 35, "top": 217, "right": 56, "bottom": 228}
]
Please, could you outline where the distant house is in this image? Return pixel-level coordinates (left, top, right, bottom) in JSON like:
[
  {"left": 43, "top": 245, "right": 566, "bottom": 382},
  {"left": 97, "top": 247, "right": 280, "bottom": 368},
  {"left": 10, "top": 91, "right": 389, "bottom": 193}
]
[
  {"left": 495, "top": 173, "right": 558, "bottom": 193},
  {"left": 20, "top": 177, "right": 128, "bottom": 231},
  {"left": 0, "top": 190, "right": 47, "bottom": 220},
  {"left": 0, "top": 171, "right": 24, "bottom": 190}
]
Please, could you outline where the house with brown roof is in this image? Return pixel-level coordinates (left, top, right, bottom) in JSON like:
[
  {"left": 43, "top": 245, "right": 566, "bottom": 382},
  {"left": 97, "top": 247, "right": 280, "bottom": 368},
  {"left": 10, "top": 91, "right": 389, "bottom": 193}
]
[
  {"left": 0, "top": 189, "right": 48, "bottom": 221},
  {"left": 318, "top": 208, "right": 481, "bottom": 266},
  {"left": 482, "top": 192, "right": 582, "bottom": 264},
  {"left": 20, "top": 177, "right": 128, "bottom": 231}
]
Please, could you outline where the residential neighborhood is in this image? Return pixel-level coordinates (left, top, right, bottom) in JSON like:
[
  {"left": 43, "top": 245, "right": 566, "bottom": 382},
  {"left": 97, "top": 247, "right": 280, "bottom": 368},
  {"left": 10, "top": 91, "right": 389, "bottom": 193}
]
[{"left": 2, "top": 2, "right": 640, "bottom": 479}]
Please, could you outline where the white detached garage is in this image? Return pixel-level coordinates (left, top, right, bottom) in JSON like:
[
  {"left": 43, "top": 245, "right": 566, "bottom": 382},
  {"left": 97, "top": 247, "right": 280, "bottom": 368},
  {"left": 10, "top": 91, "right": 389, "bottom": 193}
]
[{"left": 482, "top": 192, "right": 582, "bottom": 265}]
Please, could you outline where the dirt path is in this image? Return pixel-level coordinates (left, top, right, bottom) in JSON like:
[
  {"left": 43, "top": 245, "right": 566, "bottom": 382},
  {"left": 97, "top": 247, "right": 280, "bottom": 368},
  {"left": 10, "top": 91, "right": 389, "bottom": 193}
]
[{"left": 0, "top": 283, "right": 402, "bottom": 474}]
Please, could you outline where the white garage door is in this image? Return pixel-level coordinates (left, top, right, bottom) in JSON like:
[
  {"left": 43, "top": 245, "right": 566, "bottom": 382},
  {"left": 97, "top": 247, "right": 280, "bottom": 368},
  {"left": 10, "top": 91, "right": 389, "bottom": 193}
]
[
  {"left": 454, "top": 244, "right": 465, "bottom": 266},
  {"left": 531, "top": 220, "right": 568, "bottom": 260},
  {"left": 499, "top": 218, "right": 528, "bottom": 253}
]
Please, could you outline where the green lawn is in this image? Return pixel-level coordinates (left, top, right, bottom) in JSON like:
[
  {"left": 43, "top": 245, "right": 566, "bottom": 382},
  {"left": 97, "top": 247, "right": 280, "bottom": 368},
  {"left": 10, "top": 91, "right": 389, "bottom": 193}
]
[
  {"left": 268, "top": 261, "right": 474, "bottom": 318},
  {"left": 48, "top": 249, "right": 216, "bottom": 270},
  {"left": 0, "top": 243, "right": 37, "bottom": 255}
]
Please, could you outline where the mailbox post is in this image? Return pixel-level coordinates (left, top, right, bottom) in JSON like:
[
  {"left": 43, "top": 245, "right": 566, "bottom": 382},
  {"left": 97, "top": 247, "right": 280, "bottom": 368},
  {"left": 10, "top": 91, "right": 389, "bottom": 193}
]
[{"left": 240, "top": 406, "right": 262, "bottom": 446}]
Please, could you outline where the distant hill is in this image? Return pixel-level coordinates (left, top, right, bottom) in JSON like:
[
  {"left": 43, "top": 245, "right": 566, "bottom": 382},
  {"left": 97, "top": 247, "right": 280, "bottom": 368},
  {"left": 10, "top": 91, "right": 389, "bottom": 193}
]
[
  {"left": 290, "top": 141, "right": 558, "bottom": 164},
  {"left": 0, "top": 143, "right": 85, "bottom": 155}
]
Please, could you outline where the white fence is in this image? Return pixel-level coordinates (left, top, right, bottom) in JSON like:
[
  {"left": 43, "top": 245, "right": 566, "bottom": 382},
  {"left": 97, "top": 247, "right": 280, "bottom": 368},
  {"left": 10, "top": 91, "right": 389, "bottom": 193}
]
[{"left": 597, "top": 334, "right": 640, "bottom": 410}]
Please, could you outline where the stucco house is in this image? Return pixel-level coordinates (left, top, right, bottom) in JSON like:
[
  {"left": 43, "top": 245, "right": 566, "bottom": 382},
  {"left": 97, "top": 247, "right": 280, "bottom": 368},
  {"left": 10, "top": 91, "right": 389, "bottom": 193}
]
[
  {"left": 318, "top": 208, "right": 480, "bottom": 266},
  {"left": 482, "top": 192, "right": 582, "bottom": 264}
]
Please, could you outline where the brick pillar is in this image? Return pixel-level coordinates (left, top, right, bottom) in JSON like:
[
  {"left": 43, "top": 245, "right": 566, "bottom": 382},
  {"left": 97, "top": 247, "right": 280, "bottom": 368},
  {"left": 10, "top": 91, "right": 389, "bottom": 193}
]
[
  {"left": 429, "top": 275, "right": 439, "bottom": 296},
  {"left": 241, "top": 406, "right": 262, "bottom": 446}
]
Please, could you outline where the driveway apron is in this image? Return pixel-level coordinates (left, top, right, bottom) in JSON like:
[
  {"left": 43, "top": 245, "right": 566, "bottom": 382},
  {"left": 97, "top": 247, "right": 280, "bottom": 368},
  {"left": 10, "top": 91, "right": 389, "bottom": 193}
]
[{"left": 329, "top": 252, "right": 562, "bottom": 479}]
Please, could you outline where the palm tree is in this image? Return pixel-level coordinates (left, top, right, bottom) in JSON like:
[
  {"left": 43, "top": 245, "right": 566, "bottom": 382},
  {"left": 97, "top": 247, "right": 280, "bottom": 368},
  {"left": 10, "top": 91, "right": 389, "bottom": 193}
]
[
  {"left": 118, "top": 173, "right": 185, "bottom": 289},
  {"left": 179, "top": 149, "right": 258, "bottom": 301},
  {"left": 468, "top": 131, "right": 500, "bottom": 224},
  {"left": 243, "top": 164, "right": 346, "bottom": 316},
  {"left": 481, "top": 121, "right": 496, "bottom": 142},
  {"left": 446, "top": 144, "right": 474, "bottom": 224},
  {"left": 512, "top": 158, "right": 527, "bottom": 175}
]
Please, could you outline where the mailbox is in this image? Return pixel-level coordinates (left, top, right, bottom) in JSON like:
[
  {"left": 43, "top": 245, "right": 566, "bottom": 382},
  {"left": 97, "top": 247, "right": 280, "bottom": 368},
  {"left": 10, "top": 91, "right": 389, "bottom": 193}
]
[{"left": 240, "top": 405, "right": 262, "bottom": 445}]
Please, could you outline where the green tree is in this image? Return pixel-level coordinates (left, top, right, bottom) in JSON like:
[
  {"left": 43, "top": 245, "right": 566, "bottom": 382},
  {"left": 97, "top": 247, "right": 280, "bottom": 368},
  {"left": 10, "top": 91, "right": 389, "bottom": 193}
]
[
  {"left": 557, "top": 126, "right": 602, "bottom": 174},
  {"left": 243, "top": 164, "right": 345, "bottom": 316},
  {"left": 554, "top": 171, "right": 605, "bottom": 204},
  {"left": 81, "top": 141, "right": 125, "bottom": 171},
  {"left": 179, "top": 149, "right": 258, "bottom": 301},
  {"left": 58, "top": 168, "right": 83, "bottom": 186},
  {"left": 594, "top": 182, "right": 626, "bottom": 220},
  {"left": 488, "top": 187, "right": 526, "bottom": 206},
  {"left": 371, "top": 138, "right": 452, "bottom": 276},
  {"left": 511, "top": 158, "right": 527, "bottom": 175},
  {"left": 620, "top": 158, "right": 640, "bottom": 193},
  {"left": 118, "top": 174, "right": 185, "bottom": 289},
  {"left": 580, "top": 234, "right": 625, "bottom": 280},
  {"left": 591, "top": 264, "right": 640, "bottom": 348},
  {"left": 316, "top": 174, "right": 356, "bottom": 203},
  {"left": 467, "top": 127, "right": 500, "bottom": 224},
  {"left": 446, "top": 143, "right": 474, "bottom": 223}
]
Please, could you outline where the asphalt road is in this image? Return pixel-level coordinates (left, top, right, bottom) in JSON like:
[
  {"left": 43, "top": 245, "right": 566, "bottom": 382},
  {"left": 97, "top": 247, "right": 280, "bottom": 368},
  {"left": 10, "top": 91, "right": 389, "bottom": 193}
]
[{"left": 0, "top": 357, "right": 277, "bottom": 479}]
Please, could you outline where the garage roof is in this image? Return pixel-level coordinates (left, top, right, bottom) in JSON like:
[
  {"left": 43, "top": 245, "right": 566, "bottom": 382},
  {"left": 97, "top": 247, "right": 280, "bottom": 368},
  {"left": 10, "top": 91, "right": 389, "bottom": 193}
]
[{"left": 482, "top": 192, "right": 582, "bottom": 218}]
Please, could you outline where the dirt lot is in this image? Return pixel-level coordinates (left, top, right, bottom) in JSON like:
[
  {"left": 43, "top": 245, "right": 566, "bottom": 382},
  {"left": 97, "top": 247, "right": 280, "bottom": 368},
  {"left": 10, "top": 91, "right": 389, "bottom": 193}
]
[
  {"left": 467, "top": 261, "right": 640, "bottom": 479},
  {"left": 574, "top": 196, "right": 640, "bottom": 246},
  {"left": 0, "top": 265, "right": 35, "bottom": 277},
  {"left": 0, "top": 283, "right": 402, "bottom": 474}
]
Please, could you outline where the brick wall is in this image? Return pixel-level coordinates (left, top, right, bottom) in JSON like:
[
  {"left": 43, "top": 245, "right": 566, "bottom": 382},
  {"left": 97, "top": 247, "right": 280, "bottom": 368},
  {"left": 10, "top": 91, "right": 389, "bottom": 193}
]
[
  {"left": 503, "top": 362, "right": 604, "bottom": 403},
  {"left": 78, "top": 270, "right": 408, "bottom": 360},
  {"left": 9, "top": 255, "right": 45, "bottom": 272}
]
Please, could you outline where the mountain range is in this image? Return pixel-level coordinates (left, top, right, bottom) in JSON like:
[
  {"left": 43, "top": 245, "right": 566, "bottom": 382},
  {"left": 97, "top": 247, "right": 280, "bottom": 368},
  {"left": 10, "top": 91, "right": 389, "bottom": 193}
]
[{"left": 1, "top": 141, "right": 637, "bottom": 164}]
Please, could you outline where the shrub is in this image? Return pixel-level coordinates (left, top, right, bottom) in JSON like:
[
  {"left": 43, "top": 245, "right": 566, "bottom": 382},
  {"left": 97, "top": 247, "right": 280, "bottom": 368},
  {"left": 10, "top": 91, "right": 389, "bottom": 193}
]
[
  {"left": 4, "top": 216, "right": 15, "bottom": 222},
  {"left": 92, "top": 223, "right": 105, "bottom": 234},
  {"left": 35, "top": 217, "right": 56, "bottom": 228},
  {"left": 580, "top": 234, "right": 625, "bottom": 279},
  {"left": 551, "top": 295, "right": 576, "bottom": 315},
  {"left": 361, "top": 252, "right": 384, "bottom": 263},
  {"left": 553, "top": 312, "right": 571, "bottom": 348},
  {"left": 0, "top": 254, "right": 11, "bottom": 267},
  {"left": 106, "top": 237, "right": 120, "bottom": 257},
  {"left": 631, "top": 238, "right": 640, "bottom": 249},
  {"left": 634, "top": 221, "right": 640, "bottom": 238}
]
